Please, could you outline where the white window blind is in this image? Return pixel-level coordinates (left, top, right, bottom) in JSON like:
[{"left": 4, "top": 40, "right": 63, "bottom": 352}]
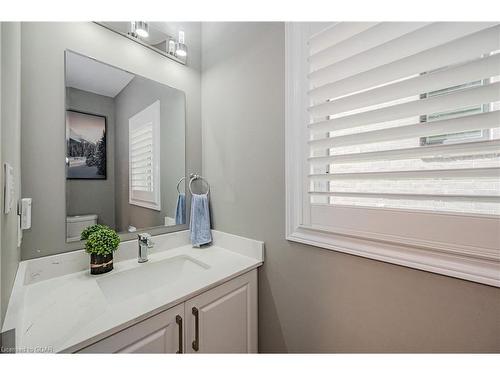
[
  {"left": 286, "top": 22, "right": 500, "bottom": 286},
  {"left": 130, "top": 124, "right": 154, "bottom": 191},
  {"left": 129, "top": 100, "right": 161, "bottom": 211},
  {"left": 307, "top": 22, "right": 500, "bottom": 216}
]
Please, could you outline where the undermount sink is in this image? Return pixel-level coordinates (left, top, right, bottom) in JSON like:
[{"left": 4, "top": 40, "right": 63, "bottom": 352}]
[{"left": 97, "top": 255, "right": 210, "bottom": 303}]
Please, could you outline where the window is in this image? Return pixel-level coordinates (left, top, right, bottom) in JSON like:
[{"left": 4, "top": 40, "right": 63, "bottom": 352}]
[
  {"left": 286, "top": 22, "right": 500, "bottom": 286},
  {"left": 129, "top": 100, "right": 161, "bottom": 210}
]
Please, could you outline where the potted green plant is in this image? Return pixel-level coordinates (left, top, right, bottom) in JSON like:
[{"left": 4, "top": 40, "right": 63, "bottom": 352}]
[{"left": 81, "top": 224, "right": 120, "bottom": 275}]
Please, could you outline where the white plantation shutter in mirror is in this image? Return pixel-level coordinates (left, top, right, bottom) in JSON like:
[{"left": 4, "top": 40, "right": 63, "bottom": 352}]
[
  {"left": 307, "top": 22, "right": 500, "bottom": 216},
  {"left": 130, "top": 125, "right": 154, "bottom": 191},
  {"left": 286, "top": 22, "right": 500, "bottom": 286},
  {"left": 129, "top": 100, "right": 161, "bottom": 210}
]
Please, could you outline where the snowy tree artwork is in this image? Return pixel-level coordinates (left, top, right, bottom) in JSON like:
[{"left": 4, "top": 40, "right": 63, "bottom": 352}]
[{"left": 66, "top": 110, "right": 107, "bottom": 179}]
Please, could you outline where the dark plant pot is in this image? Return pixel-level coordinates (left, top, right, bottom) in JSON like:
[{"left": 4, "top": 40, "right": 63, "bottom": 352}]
[{"left": 90, "top": 253, "right": 113, "bottom": 275}]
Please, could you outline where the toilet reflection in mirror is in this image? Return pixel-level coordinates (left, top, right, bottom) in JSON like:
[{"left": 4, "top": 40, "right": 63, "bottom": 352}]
[{"left": 65, "top": 50, "right": 186, "bottom": 242}]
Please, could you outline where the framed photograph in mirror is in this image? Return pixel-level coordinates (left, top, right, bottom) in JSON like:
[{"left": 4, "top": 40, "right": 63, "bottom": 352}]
[{"left": 66, "top": 110, "right": 107, "bottom": 180}]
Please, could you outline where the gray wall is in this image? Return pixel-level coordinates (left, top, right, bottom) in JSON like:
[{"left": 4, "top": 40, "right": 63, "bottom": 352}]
[
  {"left": 1, "top": 22, "right": 21, "bottom": 323},
  {"left": 66, "top": 87, "right": 116, "bottom": 229},
  {"left": 21, "top": 22, "right": 201, "bottom": 259},
  {"left": 201, "top": 22, "right": 500, "bottom": 353},
  {"left": 114, "top": 76, "right": 185, "bottom": 232}
]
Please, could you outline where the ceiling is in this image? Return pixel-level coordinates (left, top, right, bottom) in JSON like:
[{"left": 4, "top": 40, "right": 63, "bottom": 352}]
[{"left": 65, "top": 51, "right": 135, "bottom": 98}]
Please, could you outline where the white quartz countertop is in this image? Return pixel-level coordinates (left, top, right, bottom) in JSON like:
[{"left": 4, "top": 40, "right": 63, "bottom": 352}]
[{"left": 1, "top": 230, "right": 263, "bottom": 353}]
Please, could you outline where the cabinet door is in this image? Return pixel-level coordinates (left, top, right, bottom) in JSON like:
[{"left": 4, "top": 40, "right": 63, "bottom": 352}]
[
  {"left": 185, "top": 270, "right": 258, "bottom": 353},
  {"left": 77, "top": 304, "right": 184, "bottom": 353}
]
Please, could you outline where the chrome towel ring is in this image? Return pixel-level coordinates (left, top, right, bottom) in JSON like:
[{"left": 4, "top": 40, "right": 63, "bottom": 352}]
[
  {"left": 176, "top": 176, "right": 186, "bottom": 194},
  {"left": 189, "top": 173, "right": 210, "bottom": 195}
]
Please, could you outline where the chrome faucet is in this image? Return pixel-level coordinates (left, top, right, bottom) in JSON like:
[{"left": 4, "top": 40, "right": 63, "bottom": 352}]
[{"left": 138, "top": 233, "right": 154, "bottom": 263}]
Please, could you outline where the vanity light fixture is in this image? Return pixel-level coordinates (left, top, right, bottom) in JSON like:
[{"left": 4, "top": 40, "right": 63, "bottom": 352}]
[
  {"left": 175, "top": 30, "right": 187, "bottom": 58},
  {"left": 97, "top": 22, "right": 187, "bottom": 65},
  {"left": 131, "top": 21, "right": 149, "bottom": 38}
]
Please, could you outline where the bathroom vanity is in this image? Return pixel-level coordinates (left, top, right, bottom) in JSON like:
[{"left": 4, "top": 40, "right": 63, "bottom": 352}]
[{"left": 1, "top": 230, "right": 263, "bottom": 353}]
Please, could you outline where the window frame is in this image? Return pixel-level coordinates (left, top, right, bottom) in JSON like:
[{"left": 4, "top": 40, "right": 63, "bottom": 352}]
[{"left": 285, "top": 23, "right": 500, "bottom": 287}]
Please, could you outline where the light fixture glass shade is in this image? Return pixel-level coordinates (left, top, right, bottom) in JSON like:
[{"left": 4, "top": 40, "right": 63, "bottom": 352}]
[
  {"left": 175, "top": 30, "right": 187, "bottom": 58},
  {"left": 168, "top": 39, "right": 176, "bottom": 55},
  {"left": 175, "top": 43, "right": 187, "bottom": 57},
  {"left": 131, "top": 21, "right": 149, "bottom": 38}
]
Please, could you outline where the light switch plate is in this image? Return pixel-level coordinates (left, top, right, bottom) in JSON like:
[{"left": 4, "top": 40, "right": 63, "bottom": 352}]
[{"left": 4, "top": 162, "right": 14, "bottom": 214}]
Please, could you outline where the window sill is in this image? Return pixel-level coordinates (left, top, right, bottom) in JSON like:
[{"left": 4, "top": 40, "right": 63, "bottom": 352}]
[
  {"left": 287, "top": 224, "right": 500, "bottom": 287},
  {"left": 129, "top": 199, "right": 161, "bottom": 211}
]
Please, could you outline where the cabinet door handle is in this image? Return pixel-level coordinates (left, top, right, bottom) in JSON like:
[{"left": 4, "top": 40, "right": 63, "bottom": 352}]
[
  {"left": 175, "top": 315, "right": 183, "bottom": 354},
  {"left": 191, "top": 307, "right": 199, "bottom": 352}
]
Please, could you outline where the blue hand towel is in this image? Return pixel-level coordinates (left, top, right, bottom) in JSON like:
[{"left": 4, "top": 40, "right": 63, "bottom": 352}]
[
  {"left": 175, "top": 193, "right": 186, "bottom": 225},
  {"left": 189, "top": 193, "right": 212, "bottom": 247}
]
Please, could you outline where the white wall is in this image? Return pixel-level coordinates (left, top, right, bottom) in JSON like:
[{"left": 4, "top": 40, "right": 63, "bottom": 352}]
[
  {"left": 1, "top": 22, "right": 22, "bottom": 323},
  {"left": 201, "top": 22, "right": 500, "bottom": 353},
  {"left": 21, "top": 22, "right": 202, "bottom": 259}
]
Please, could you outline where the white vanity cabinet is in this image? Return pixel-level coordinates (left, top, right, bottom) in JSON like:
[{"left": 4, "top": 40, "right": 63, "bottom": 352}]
[
  {"left": 185, "top": 268, "right": 258, "bottom": 353},
  {"left": 77, "top": 269, "right": 258, "bottom": 354},
  {"left": 77, "top": 304, "right": 184, "bottom": 353}
]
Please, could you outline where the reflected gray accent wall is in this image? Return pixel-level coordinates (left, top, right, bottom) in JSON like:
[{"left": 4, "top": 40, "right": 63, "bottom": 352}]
[
  {"left": 65, "top": 87, "right": 116, "bottom": 230},
  {"left": 114, "top": 76, "right": 185, "bottom": 232},
  {"left": 21, "top": 22, "right": 201, "bottom": 259},
  {"left": 201, "top": 22, "right": 500, "bottom": 353},
  {"left": 1, "top": 22, "right": 21, "bottom": 323}
]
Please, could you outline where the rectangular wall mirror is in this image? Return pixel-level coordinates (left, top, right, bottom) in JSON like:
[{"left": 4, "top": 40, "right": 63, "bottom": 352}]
[{"left": 65, "top": 50, "right": 187, "bottom": 242}]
